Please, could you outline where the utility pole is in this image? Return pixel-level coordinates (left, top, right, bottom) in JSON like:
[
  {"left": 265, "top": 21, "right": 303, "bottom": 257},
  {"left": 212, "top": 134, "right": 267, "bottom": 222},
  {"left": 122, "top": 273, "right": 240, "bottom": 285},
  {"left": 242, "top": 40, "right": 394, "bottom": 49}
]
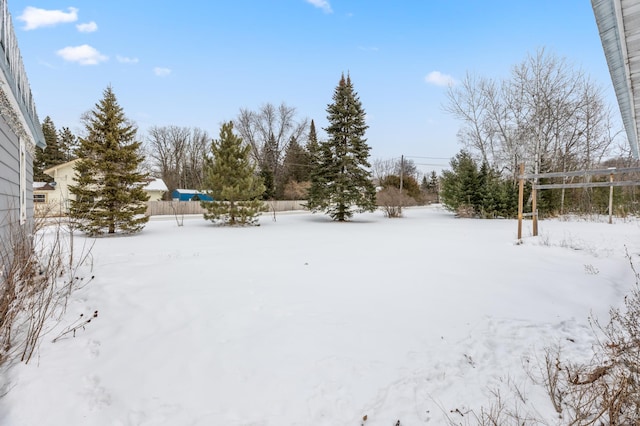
[{"left": 399, "top": 155, "right": 404, "bottom": 193}]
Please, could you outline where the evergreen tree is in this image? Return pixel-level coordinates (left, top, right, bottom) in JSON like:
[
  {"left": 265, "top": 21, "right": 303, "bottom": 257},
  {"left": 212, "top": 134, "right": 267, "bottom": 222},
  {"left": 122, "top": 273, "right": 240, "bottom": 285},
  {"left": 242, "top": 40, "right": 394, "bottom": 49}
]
[
  {"left": 259, "top": 132, "right": 279, "bottom": 199},
  {"left": 69, "top": 86, "right": 149, "bottom": 236},
  {"left": 306, "top": 119, "right": 320, "bottom": 161},
  {"left": 261, "top": 133, "right": 279, "bottom": 177},
  {"left": 280, "top": 124, "right": 317, "bottom": 200},
  {"left": 282, "top": 136, "right": 311, "bottom": 184},
  {"left": 34, "top": 116, "right": 65, "bottom": 181},
  {"left": 307, "top": 73, "right": 376, "bottom": 221},
  {"left": 421, "top": 175, "right": 429, "bottom": 192},
  {"left": 441, "top": 151, "right": 519, "bottom": 217},
  {"left": 305, "top": 120, "right": 321, "bottom": 188},
  {"left": 201, "top": 121, "right": 266, "bottom": 226},
  {"left": 58, "top": 126, "right": 79, "bottom": 162},
  {"left": 428, "top": 171, "right": 439, "bottom": 191},
  {"left": 42, "top": 116, "right": 65, "bottom": 165},
  {"left": 427, "top": 170, "right": 440, "bottom": 202},
  {"left": 33, "top": 145, "right": 47, "bottom": 182},
  {"left": 440, "top": 150, "right": 480, "bottom": 212},
  {"left": 259, "top": 168, "right": 276, "bottom": 200}
]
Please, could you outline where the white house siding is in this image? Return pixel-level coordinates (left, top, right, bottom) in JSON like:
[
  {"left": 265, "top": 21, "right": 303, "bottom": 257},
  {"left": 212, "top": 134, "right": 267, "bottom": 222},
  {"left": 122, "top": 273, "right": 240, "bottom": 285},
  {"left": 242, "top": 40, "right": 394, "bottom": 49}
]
[
  {"left": 0, "top": 0, "right": 44, "bottom": 271},
  {"left": 42, "top": 159, "right": 80, "bottom": 215},
  {"left": 0, "top": 114, "right": 33, "bottom": 235}
]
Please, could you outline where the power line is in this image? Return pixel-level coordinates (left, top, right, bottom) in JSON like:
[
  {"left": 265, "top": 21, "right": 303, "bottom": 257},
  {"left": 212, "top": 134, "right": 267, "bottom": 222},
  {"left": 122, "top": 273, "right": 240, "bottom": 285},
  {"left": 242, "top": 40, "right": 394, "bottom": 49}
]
[
  {"left": 404, "top": 155, "right": 451, "bottom": 160},
  {"left": 413, "top": 162, "right": 448, "bottom": 167}
]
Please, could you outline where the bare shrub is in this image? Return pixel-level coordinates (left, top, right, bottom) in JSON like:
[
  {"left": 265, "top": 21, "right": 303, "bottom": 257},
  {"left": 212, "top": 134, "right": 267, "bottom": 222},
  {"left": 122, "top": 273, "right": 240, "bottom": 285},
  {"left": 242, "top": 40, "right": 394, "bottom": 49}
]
[
  {"left": 551, "top": 252, "right": 640, "bottom": 424},
  {"left": 377, "top": 187, "right": 415, "bottom": 218},
  {"left": 439, "top": 374, "right": 544, "bottom": 426},
  {"left": 169, "top": 200, "right": 185, "bottom": 226},
  {"left": 283, "top": 180, "right": 310, "bottom": 200},
  {"left": 539, "top": 345, "right": 564, "bottom": 415},
  {"left": 456, "top": 204, "right": 476, "bottom": 218},
  {"left": 0, "top": 214, "right": 94, "bottom": 365},
  {"left": 52, "top": 310, "right": 98, "bottom": 342},
  {"left": 468, "top": 251, "right": 640, "bottom": 425}
]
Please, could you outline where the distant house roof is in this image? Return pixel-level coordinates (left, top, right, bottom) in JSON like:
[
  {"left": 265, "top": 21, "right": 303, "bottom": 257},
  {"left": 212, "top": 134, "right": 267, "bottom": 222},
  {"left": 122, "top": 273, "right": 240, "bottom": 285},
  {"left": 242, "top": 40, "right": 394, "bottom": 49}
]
[
  {"left": 43, "top": 158, "right": 80, "bottom": 175},
  {"left": 171, "top": 189, "right": 213, "bottom": 201},
  {"left": 33, "top": 181, "right": 55, "bottom": 190},
  {"left": 144, "top": 178, "right": 168, "bottom": 192}
]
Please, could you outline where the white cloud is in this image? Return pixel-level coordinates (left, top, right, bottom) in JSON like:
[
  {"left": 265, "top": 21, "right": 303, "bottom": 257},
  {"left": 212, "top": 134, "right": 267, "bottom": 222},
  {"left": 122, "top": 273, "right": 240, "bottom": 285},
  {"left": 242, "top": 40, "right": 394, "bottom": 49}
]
[
  {"left": 424, "top": 71, "right": 457, "bottom": 87},
  {"left": 306, "top": 0, "right": 332, "bottom": 13},
  {"left": 18, "top": 6, "right": 78, "bottom": 30},
  {"left": 76, "top": 21, "right": 98, "bottom": 33},
  {"left": 56, "top": 45, "right": 108, "bottom": 65},
  {"left": 153, "top": 67, "right": 171, "bottom": 77},
  {"left": 117, "top": 55, "right": 139, "bottom": 64}
]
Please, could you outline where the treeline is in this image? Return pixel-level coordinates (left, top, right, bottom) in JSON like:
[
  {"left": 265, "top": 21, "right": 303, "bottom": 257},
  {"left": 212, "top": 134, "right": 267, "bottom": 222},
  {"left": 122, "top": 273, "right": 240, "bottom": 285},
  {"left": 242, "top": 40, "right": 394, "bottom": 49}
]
[
  {"left": 440, "top": 48, "right": 638, "bottom": 218},
  {"left": 36, "top": 105, "right": 320, "bottom": 203},
  {"left": 439, "top": 149, "right": 640, "bottom": 218},
  {"left": 33, "top": 117, "right": 80, "bottom": 181},
  {"left": 35, "top": 48, "right": 640, "bottom": 227},
  {"left": 46, "top": 73, "right": 381, "bottom": 235}
]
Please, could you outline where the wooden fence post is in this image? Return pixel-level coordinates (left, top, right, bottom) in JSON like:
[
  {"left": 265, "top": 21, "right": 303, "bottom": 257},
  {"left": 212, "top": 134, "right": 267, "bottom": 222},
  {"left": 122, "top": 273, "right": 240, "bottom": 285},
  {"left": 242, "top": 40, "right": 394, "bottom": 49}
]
[
  {"left": 609, "top": 171, "right": 614, "bottom": 224},
  {"left": 532, "top": 181, "right": 538, "bottom": 237}
]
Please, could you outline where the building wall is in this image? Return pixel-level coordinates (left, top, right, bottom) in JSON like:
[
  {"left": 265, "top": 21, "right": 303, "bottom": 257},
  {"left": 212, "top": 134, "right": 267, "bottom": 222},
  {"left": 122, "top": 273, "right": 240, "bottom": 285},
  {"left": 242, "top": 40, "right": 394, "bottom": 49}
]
[
  {"left": 33, "top": 189, "right": 58, "bottom": 217},
  {"left": 0, "top": 114, "right": 33, "bottom": 242},
  {"left": 0, "top": 0, "right": 44, "bottom": 275},
  {"left": 44, "top": 160, "right": 79, "bottom": 214},
  {"left": 146, "top": 190, "right": 165, "bottom": 202}
]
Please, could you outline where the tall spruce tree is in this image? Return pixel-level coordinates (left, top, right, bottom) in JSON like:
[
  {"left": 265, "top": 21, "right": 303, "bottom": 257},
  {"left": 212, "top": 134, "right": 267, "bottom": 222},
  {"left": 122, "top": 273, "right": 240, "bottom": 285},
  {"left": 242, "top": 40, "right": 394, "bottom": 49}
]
[
  {"left": 259, "top": 132, "right": 278, "bottom": 199},
  {"left": 58, "top": 126, "right": 79, "bottom": 162},
  {"left": 440, "top": 150, "right": 480, "bottom": 212},
  {"left": 33, "top": 148, "right": 47, "bottom": 183},
  {"left": 34, "top": 116, "right": 65, "bottom": 181},
  {"left": 305, "top": 119, "right": 321, "bottom": 184},
  {"left": 282, "top": 136, "right": 311, "bottom": 184},
  {"left": 69, "top": 86, "right": 149, "bottom": 236},
  {"left": 201, "top": 121, "right": 266, "bottom": 226},
  {"left": 306, "top": 119, "right": 320, "bottom": 164},
  {"left": 307, "top": 73, "right": 376, "bottom": 221}
]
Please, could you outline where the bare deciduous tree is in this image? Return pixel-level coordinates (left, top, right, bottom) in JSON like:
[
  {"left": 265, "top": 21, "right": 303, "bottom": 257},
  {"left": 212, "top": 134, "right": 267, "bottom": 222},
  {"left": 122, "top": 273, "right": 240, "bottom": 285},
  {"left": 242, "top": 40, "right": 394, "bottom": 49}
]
[
  {"left": 444, "top": 73, "right": 495, "bottom": 166},
  {"left": 372, "top": 158, "right": 396, "bottom": 185},
  {"left": 234, "top": 102, "right": 308, "bottom": 197},
  {"left": 445, "top": 48, "right": 619, "bottom": 181},
  {"left": 145, "top": 126, "right": 210, "bottom": 197}
]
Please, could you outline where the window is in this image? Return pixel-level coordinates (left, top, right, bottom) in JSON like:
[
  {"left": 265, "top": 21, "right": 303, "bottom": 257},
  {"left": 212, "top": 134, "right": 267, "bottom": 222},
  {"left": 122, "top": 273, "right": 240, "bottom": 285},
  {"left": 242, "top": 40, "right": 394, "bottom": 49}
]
[
  {"left": 19, "top": 138, "right": 26, "bottom": 224},
  {"left": 34, "top": 193, "right": 46, "bottom": 203}
]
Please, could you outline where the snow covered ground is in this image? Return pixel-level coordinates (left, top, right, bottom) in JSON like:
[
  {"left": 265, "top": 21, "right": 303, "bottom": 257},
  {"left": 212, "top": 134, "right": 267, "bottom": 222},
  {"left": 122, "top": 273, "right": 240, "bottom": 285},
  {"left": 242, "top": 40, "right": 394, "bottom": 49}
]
[{"left": 0, "top": 205, "right": 637, "bottom": 425}]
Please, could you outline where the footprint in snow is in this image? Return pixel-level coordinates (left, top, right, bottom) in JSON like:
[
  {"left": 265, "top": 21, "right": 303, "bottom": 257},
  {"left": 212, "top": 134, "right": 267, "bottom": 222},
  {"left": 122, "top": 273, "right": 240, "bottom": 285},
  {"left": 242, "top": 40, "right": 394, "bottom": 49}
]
[{"left": 82, "top": 374, "right": 112, "bottom": 410}]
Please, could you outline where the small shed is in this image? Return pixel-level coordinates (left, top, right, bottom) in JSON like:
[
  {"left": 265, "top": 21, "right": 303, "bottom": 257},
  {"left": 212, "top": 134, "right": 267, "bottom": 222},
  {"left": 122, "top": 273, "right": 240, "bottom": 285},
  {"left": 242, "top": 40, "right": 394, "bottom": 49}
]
[
  {"left": 144, "top": 178, "right": 168, "bottom": 201},
  {"left": 32, "top": 181, "right": 57, "bottom": 217},
  {"left": 171, "top": 189, "right": 213, "bottom": 202},
  {"left": 33, "top": 181, "right": 56, "bottom": 204}
]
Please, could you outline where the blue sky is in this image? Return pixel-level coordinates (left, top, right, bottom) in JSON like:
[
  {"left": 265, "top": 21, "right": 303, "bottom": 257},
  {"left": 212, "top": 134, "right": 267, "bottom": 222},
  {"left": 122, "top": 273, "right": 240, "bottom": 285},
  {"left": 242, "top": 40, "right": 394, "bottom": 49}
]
[{"left": 9, "top": 1, "right": 614, "bottom": 171}]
